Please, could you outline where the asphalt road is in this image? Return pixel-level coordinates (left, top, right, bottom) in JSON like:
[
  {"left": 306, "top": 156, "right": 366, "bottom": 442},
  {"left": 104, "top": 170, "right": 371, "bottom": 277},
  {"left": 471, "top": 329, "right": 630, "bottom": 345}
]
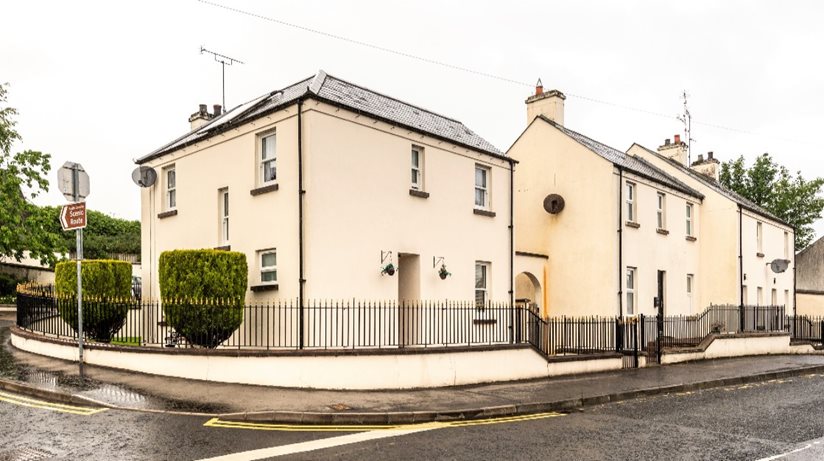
[{"left": 2, "top": 371, "right": 824, "bottom": 460}]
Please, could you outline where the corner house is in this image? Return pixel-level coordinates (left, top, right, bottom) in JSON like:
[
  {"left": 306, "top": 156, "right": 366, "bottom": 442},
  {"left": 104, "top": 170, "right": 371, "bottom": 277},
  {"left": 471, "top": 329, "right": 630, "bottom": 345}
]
[{"left": 136, "top": 70, "right": 515, "bottom": 305}]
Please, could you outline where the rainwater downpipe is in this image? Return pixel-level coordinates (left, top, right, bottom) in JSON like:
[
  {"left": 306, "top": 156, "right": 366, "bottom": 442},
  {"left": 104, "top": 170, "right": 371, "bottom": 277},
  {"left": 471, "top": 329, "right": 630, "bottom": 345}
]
[
  {"left": 298, "top": 99, "right": 305, "bottom": 349},
  {"left": 618, "top": 167, "right": 624, "bottom": 317},
  {"left": 738, "top": 204, "right": 744, "bottom": 308},
  {"left": 509, "top": 160, "right": 515, "bottom": 344}
]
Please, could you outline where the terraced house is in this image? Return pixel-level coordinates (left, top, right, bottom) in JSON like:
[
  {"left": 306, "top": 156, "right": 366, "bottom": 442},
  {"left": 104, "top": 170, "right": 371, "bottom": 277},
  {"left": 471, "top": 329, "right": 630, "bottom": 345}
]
[
  {"left": 136, "top": 71, "right": 515, "bottom": 307},
  {"left": 510, "top": 82, "right": 794, "bottom": 318}
]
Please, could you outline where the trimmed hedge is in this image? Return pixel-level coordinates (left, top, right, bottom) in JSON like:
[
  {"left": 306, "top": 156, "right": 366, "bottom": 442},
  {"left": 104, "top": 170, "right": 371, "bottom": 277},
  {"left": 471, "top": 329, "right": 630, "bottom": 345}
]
[
  {"left": 54, "top": 259, "right": 132, "bottom": 342},
  {"left": 159, "top": 250, "right": 247, "bottom": 348}
]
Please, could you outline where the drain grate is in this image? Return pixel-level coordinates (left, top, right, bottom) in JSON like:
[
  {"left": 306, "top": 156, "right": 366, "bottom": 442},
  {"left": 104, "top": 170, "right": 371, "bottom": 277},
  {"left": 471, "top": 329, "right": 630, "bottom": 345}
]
[{"left": 0, "top": 447, "right": 56, "bottom": 461}]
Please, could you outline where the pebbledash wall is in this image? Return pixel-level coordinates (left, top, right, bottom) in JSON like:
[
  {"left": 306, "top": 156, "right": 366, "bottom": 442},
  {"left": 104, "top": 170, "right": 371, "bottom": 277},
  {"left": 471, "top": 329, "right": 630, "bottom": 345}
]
[{"left": 10, "top": 330, "right": 620, "bottom": 390}]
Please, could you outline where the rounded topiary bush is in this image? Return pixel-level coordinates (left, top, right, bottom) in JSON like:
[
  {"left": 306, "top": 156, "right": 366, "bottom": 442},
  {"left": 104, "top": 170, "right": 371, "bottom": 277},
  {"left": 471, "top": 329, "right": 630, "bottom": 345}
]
[
  {"left": 55, "top": 259, "right": 132, "bottom": 342},
  {"left": 159, "top": 249, "right": 247, "bottom": 348}
]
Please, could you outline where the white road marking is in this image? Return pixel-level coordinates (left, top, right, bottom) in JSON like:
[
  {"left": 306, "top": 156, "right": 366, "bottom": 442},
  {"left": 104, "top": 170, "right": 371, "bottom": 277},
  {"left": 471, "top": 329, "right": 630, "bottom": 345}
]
[
  {"left": 755, "top": 439, "right": 823, "bottom": 461},
  {"left": 194, "top": 426, "right": 438, "bottom": 460}
]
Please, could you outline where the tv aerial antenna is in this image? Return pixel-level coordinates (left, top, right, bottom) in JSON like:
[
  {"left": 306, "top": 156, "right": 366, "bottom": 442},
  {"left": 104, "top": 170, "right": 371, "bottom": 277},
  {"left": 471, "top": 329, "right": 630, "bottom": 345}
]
[
  {"left": 676, "top": 90, "right": 695, "bottom": 166},
  {"left": 200, "top": 46, "right": 244, "bottom": 112}
]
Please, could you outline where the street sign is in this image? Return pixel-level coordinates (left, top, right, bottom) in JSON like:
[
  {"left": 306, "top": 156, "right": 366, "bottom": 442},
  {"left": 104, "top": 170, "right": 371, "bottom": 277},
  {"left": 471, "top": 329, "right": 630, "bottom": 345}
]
[
  {"left": 56, "top": 160, "right": 90, "bottom": 375},
  {"left": 60, "top": 202, "right": 87, "bottom": 231},
  {"left": 57, "top": 161, "right": 90, "bottom": 201}
]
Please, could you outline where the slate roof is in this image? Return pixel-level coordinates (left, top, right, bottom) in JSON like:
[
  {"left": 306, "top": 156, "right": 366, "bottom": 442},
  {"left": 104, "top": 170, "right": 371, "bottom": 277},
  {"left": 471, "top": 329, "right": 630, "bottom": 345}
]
[
  {"left": 536, "top": 116, "right": 704, "bottom": 199},
  {"left": 137, "top": 70, "right": 504, "bottom": 164},
  {"left": 630, "top": 143, "right": 787, "bottom": 225}
]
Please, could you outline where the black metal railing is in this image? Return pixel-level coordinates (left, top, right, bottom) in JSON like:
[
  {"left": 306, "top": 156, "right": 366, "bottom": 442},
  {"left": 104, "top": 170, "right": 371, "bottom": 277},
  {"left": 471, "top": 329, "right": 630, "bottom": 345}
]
[{"left": 15, "top": 287, "right": 814, "bottom": 362}]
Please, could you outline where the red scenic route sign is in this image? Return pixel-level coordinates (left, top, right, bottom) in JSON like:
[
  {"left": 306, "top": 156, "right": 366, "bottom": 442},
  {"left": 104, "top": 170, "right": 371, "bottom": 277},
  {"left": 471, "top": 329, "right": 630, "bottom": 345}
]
[{"left": 60, "top": 202, "right": 87, "bottom": 231}]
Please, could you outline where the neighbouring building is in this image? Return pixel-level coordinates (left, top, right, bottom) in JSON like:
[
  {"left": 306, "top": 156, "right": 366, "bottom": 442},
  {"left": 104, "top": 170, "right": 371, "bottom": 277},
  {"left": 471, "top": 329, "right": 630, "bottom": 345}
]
[
  {"left": 510, "top": 84, "right": 705, "bottom": 318},
  {"left": 629, "top": 140, "right": 795, "bottom": 313},
  {"left": 0, "top": 252, "right": 56, "bottom": 285},
  {"left": 136, "top": 70, "right": 515, "bottom": 306},
  {"left": 796, "top": 236, "right": 824, "bottom": 315}
]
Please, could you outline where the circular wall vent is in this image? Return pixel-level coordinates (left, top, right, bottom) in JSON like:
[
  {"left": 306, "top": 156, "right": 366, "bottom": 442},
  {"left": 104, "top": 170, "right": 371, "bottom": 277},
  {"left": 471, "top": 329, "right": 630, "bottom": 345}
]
[{"left": 543, "top": 194, "right": 565, "bottom": 214}]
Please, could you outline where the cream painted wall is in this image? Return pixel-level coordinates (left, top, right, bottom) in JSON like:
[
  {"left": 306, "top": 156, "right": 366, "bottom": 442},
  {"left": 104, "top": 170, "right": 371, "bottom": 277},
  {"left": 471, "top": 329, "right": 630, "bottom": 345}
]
[
  {"left": 741, "top": 210, "right": 794, "bottom": 308},
  {"left": 510, "top": 120, "right": 618, "bottom": 317},
  {"left": 620, "top": 172, "right": 700, "bottom": 316},
  {"left": 301, "top": 102, "right": 512, "bottom": 302},
  {"left": 629, "top": 145, "right": 794, "bottom": 311},
  {"left": 140, "top": 100, "right": 513, "bottom": 304},
  {"left": 141, "top": 106, "right": 301, "bottom": 301},
  {"left": 797, "top": 293, "right": 824, "bottom": 316}
]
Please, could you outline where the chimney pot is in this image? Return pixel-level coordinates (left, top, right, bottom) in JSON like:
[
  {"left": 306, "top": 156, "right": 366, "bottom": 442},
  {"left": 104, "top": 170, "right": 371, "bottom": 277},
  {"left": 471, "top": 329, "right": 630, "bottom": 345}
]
[
  {"left": 697, "top": 154, "right": 704, "bottom": 163},
  {"left": 708, "top": 151, "right": 714, "bottom": 160},
  {"left": 213, "top": 104, "right": 222, "bottom": 116},
  {"left": 199, "top": 104, "right": 208, "bottom": 115},
  {"left": 664, "top": 138, "right": 670, "bottom": 146},
  {"left": 535, "top": 78, "right": 544, "bottom": 96},
  {"left": 674, "top": 134, "right": 681, "bottom": 144}
]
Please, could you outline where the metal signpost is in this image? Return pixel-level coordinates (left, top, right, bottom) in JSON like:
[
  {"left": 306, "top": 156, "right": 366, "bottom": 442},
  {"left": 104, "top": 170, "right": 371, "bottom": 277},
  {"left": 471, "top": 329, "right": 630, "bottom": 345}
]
[{"left": 57, "top": 162, "right": 90, "bottom": 374}]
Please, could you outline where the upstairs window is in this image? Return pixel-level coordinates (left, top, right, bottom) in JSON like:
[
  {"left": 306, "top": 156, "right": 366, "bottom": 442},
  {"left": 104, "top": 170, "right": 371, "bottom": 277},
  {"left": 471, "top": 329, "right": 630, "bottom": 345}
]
[
  {"left": 260, "top": 132, "right": 277, "bottom": 185},
  {"left": 626, "top": 182, "right": 636, "bottom": 222},
  {"left": 657, "top": 192, "right": 666, "bottom": 230},
  {"left": 784, "top": 231, "right": 790, "bottom": 259},
  {"left": 411, "top": 146, "right": 423, "bottom": 190},
  {"left": 757, "top": 221, "right": 763, "bottom": 254},
  {"left": 686, "top": 203, "right": 694, "bottom": 237},
  {"left": 219, "top": 188, "right": 229, "bottom": 244},
  {"left": 165, "top": 166, "right": 176, "bottom": 210},
  {"left": 474, "top": 165, "right": 490, "bottom": 209}
]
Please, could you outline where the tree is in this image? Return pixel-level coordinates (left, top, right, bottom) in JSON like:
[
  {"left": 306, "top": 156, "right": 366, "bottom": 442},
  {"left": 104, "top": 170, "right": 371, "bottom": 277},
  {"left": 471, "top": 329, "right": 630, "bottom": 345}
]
[
  {"left": 720, "top": 153, "right": 824, "bottom": 251},
  {"left": 0, "top": 83, "right": 65, "bottom": 266},
  {"left": 42, "top": 206, "right": 140, "bottom": 260}
]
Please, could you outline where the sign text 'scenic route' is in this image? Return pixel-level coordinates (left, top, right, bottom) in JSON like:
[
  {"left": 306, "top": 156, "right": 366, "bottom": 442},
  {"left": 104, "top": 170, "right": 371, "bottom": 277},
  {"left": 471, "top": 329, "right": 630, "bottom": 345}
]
[{"left": 60, "top": 202, "right": 87, "bottom": 231}]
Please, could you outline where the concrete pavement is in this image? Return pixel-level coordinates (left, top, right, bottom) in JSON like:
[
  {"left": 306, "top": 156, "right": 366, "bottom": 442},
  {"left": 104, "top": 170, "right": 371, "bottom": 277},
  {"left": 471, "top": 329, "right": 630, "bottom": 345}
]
[{"left": 3, "top": 311, "right": 824, "bottom": 424}]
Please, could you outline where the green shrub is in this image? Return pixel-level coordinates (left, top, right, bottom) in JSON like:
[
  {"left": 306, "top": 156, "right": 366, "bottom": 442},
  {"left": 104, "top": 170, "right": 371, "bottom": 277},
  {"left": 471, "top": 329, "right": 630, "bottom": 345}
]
[
  {"left": 159, "top": 250, "right": 247, "bottom": 348},
  {"left": 54, "top": 260, "right": 132, "bottom": 342}
]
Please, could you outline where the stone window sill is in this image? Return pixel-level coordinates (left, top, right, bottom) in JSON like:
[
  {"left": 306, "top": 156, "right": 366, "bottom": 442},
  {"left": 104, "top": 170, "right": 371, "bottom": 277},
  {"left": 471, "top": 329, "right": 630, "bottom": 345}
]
[
  {"left": 473, "top": 208, "right": 496, "bottom": 218},
  {"left": 214, "top": 245, "right": 231, "bottom": 251},
  {"left": 157, "top": 209, "right": 178, "bottom": 219},
  {"left": 251, "top": 284, "right": 279, "bottom": 292},
  {"left": 686, "top": 235, "right": 697, "bottom": 242},
  {"left": 250, "top": 183, "right": 279, "bottom": 196},
  {"left": 409, "top": 189, "right": 429, "bottom": 199},
  {"left": 625, "top": 221, "right": 640, "bottom": 229},
  {"left": 656, "top": 228, "right": 669, "bottom": 235}
]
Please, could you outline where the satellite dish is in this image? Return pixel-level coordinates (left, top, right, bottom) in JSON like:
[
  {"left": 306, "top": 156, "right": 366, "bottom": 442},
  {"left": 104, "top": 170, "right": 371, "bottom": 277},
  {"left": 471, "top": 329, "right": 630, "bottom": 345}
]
[
  {"left": 131, "top": 166, "right": 157, "bottom": 187},
  {"left": 769, "top": 259, "right": 790, "bottom": 274},
  {"left": 543, "top": 194, "right": 565, "bottom": 214}
]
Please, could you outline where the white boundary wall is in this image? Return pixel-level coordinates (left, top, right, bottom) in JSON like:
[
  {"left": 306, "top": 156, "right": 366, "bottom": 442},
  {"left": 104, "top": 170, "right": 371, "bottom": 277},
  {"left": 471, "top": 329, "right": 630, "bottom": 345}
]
[
  {"left": 662, "top": 334, "right": 796, "bottom": 365},
  {"left": 11, "top": 332, "right": 622, "bottom": 390}
]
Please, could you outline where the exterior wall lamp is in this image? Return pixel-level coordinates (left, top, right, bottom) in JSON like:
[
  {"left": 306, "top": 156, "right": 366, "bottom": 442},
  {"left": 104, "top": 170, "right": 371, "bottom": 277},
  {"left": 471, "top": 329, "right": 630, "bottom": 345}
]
[
  {"left": 380, "top": 251, "right": 396, "bottom": 276},
  {"left": 433, "top": 256, "right": 451, "bottom": 280}
]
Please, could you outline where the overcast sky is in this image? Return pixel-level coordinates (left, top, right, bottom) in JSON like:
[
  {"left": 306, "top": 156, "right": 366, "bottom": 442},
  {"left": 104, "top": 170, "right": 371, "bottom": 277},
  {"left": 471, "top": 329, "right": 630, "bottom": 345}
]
[{"left": 4, "top": 0, "right": 823, "bottom": 240}]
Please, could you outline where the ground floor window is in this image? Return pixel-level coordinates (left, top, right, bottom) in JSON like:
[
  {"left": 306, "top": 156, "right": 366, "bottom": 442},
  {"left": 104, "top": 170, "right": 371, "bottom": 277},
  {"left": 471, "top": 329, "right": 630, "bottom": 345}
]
[
  {"left": 626, "top": 267, "right": 636, "bottom": 315},
  {"left": 259, "top": 249, "right": 277, "bottom": 284},
  {"left": 475, "top": 261, "right": 489, "bottom": 308}
]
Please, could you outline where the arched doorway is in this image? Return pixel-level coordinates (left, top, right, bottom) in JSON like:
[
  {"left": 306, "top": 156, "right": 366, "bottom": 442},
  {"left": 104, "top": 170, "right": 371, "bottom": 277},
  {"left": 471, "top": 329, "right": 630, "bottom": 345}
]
[{"left": 515, "top": 271, "right": 542, "bottom": 312}]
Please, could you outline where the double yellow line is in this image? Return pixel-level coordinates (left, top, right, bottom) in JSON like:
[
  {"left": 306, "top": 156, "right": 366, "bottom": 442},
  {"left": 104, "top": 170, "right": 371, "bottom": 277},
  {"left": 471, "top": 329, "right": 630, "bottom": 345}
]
[
  {"left": 0, "top": 390, "right": 108, "bottom": 416},
  {"left": 204, "top": 411, "right": 564, "bottom": 432}
]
